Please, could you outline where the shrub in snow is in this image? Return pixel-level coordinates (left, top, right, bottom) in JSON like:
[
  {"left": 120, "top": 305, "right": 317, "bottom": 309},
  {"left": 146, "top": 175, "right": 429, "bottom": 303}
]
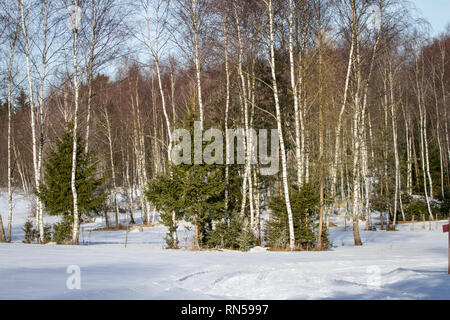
[
  {"left": 236, "top": 227, "right": 257, "bottom": 252},
  {"left": 53, "top": 216, "right": 73, "bottom": 245},
  {"left": 402, "top": 195, "right": 442, "bottom": 221},
  {"left": 206, "top": 215, "right": 255, "bottom": 251},
  {"left": 22, "top": 220, "right": 52, "bottom": 244},
  {"left": 23, "top": 220, "right": 38, "bottom": 244}
]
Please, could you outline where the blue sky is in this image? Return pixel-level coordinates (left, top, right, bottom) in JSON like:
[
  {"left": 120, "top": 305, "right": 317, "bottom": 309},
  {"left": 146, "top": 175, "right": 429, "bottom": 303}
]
[{"left": 411, "top": 0, "right": 450, "bottom": 36}]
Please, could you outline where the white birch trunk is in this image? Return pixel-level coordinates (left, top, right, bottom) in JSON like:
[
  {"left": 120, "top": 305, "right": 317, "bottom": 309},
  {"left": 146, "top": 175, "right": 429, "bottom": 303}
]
[
  {"left": 191, "top": 0, "right": 204, "bottom": 131},
  {"left": 6, "top": 7, "right": 20, "bottom": 242},
  {"left": 145, "top": 1, "right": 176, "bottom": 231},
  {"left": 233, "top": 6, "right": 252, "bottom": 221},
  {"left": 222, "top": 10, "right": 230, "bottom": 213},
  {"left": 288, "top": 0, "right": 302, "bottom": 187},
  {"left": 331, "top": 39, "right": 354, "bottom": 203},
  {"left": 388, "top": 64, "right": 402, "bottom": 224},
  {"left": 439, "top": 45, "right": 450, "bottom": 177},
  {"left": 84, "top": 1, "right": 98, "bottom": 154},
  {"left": 71, "top": 2, "right": 81, "bottom": 244},
  {"left": 134, "top": 85, "right": 151, "bottom": 224},
  {"left": 20, "top": 0, "right": 44, "bottom": 241},
  {"left": 104, "top": 106, "right": 121, "bottom": 228},
  {"left": 415, "top": 54, "right": 434, "bottom": 220},
  {"left": 432, "top": 66, "right": 445, "bottom": 199}
]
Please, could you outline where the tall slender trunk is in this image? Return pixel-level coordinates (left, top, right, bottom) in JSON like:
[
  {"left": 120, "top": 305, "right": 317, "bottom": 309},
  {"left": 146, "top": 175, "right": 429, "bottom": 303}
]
[
  {"left": 246, "top": 73, "right": 255, "bottom": 229},
  {"left": 14, "top": 140, "right": 30, "bottom": 193},
  {"left": 145, "top": 0, "right": 176, "bottom": 232},
  {"left": 350, "top": 0, "right": 363, "bottom": 245},
  {"left": 191, "top": 0, "right": 204, "bottom": 130},
  {"left": 332, "top": 38, "right": 354, "bottom": 205},
  {"left": 305, "top": 130, "right": 310, "bottom": 183},
  {"left": 359, "top": 3, "right": 382, "bottom": 231},
  {"left": 36, "top": 0, "right": 49, "bottom": 243},
  {"left": 288, "top": 0, "right": 302, "bottom": 187},
  {"left": 71, "top": 3, "right": 81, "bottom": 244},
  {"left": 145, "top": 1, "right": 172, "bottom": 152},
  {"left": 340, "top": 135, "right": 347, "bottom": 205},
  {"left": 85, "top": 1, "right": 98, "bottom": 154},
  {"left": 222, "top": 9, "right": 230, "bottom": 214},
  {"left": 132, "top": 80, "right": 151, "bottom": 224},
  {"left": 352, "top": 105, "right": 363, "bottom": 245},
  {"left": 423, "top": 103, "right": 433, "bottom": 199},
  {"left": 130, "top": 98, "right": 145, "bottom": 224},
  {"left": 104, "top": 106, "right": 120, "bottom": 228},
  {"left": 432, "top": 66, "right": 445, "bottom": 199},
  {"left": 253, "top": 165, "right": 261, "bottom": 244},
  {"left": 6, "top": 6, "right": 20, "bottom": 243},
  {"left": 151, "top": 77, "right": 160, "bottom": 176},
  {"left": 388, "top": 63, "right": 403, "bottom": 224},
  {"left": 266, "top": 0, "right": 296, "bottom": 250},
  {"left": 123, "top": 150, "right": 135, "bottom": 224},
  {"left": 383, "top": 87, "right": 390, "bottom": 226},
  {"left": 316, "top": 1, "right": 325, "bottom": 249},
  {"left": 299, "top": 90, "right": 306, "bottom": 185},
  {"left": 0, "top": 214, "right": 5, "bottom": 242},
  {"left": 170, "top": 67, "right": 176, "bottom": 126},
  {"left": 415, "top": 54, "right": 434, "bottom": 220},
  {"left": 20, "top": 0, "right": 44, "bottom": 241},
  {"left": 234, "top": 5, "right": 252, "bottom": 222},
  {"left": 402, "top": 103, "right": 413, "bottom": 196}
]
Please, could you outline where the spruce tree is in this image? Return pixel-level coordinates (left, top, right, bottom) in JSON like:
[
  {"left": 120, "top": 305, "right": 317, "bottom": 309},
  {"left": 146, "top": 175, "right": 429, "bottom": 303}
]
[
  {"left": 174, "top": 161, "right": 225, "bottom": 249},
  {"left": 37, "top": 126, "right": 106, "bottom": 244},
  {"left": 146, "top": 113, "right": 226, "bottom": 249},
  {"left": 146, "top": 169, "right": 185, "bottom": 248}
]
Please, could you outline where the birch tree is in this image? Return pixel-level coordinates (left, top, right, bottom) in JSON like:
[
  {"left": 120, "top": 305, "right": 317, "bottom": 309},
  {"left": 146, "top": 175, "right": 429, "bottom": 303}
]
[
  {"left": 190, "top": 0, "right": 204, "bottom": 131},
  {"left": 70, "top": 0, "right": 82, "bottom": 244},
  {"left": 347, "top": 0, "right": 382, "bottom": 244},
  {"left": 233, "top": 3, "right": 253, "bottom": 224},
  {"left": 6, "top": 2, "right": 20, "bottom": 242},
  {"left": 100, "top": 101, "right": 120, "bottom": 228},
  {"left": 84, "top": 0, "right": 128, "bottom": 153},
  {"left": 171, "top": 0, "right": 207, "bottom": 130},
  {"left": 142, "top": 0, "right": 180, "bottom": 231},
  {"left": 263, "top": 0, "right": 296, "bottom": 250},
  {"left": 20, "top": 0, "right": 45, "bottom": 242},
  {"left": 413, "top": 45, "right": 434, "bottom": 221},
  {"left": 222, "top": 2, "right": 231, "bottom": 214},
  {"left": 288, "top": 0, "right": 303, "bottom": 187}
]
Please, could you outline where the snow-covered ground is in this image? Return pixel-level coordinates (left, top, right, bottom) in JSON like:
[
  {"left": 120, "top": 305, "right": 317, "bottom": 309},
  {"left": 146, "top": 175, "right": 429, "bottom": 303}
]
[{"left": 0, "top": 192, "right": 449, "bottom": 300}]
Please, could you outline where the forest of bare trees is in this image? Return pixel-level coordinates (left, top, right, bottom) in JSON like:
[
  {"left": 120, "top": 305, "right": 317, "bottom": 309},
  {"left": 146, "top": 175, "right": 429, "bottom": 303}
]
[{"left": 0, "top": 0, "right": 448, "bottom": 249}]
